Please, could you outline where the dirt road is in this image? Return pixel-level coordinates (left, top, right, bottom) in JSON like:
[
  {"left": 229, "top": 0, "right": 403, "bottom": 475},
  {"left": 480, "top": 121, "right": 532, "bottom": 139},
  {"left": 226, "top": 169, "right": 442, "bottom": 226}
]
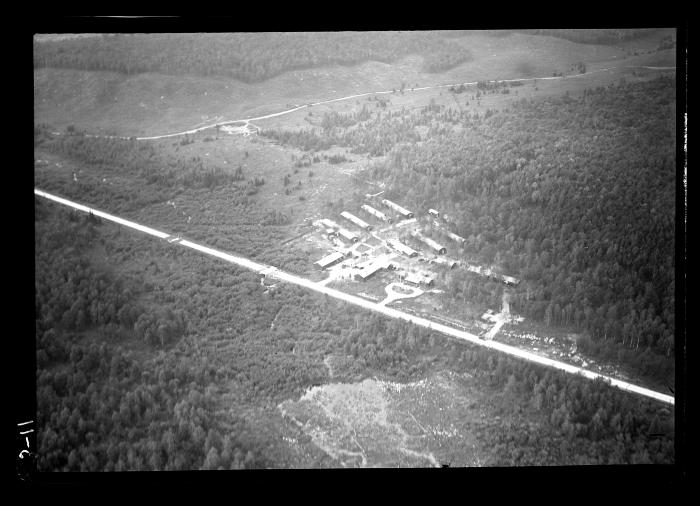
[
  {"left": 51, "top": 65, "right": 675, "bottom": 142},
  {"left": 34, "top": 188, "right": 675, "bottom": 406}
]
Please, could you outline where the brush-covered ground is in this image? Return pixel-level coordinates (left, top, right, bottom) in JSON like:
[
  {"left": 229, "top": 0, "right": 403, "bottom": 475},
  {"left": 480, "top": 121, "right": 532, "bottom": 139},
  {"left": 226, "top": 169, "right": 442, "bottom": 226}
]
[
  {"left": 34, "top": 30, "right": 676, "bottom": 136},
  {"left": 35, "top": 201, "right": 674, "bottom": 469}
]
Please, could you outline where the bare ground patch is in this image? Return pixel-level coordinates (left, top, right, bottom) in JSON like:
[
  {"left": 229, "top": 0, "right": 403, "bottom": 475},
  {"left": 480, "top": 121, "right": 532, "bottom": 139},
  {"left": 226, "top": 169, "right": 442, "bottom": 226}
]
[{"left": 278, "top": 370, "right": 485, "bottom": 467}]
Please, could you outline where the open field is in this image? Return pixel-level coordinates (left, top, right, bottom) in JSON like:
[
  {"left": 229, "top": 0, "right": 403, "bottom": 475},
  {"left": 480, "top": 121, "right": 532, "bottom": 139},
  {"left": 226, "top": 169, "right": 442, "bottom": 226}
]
[
  {"left": 34, "top": 30, "right": 675, "bottom": 136},
  {"left": 279, "top": 370, "right": 488, "bottom": 467}
]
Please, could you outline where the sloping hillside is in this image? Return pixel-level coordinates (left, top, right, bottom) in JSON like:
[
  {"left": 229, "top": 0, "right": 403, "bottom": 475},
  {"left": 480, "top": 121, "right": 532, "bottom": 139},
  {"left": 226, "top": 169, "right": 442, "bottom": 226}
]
[{"left": 34, "top": 30, "right": 675, "bottom": 136}]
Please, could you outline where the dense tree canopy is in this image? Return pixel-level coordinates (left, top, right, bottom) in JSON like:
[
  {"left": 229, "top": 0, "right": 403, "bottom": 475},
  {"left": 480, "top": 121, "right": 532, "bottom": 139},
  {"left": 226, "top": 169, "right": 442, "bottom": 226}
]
[
  {"left": 34, "top": 32, "right": 473, "bottom": 82},
  {"left": 370, "top": 77, "right": 676, "bottom": 385},
  {"left": 35, "top": 199, "right": 674, "bottom": 468}
]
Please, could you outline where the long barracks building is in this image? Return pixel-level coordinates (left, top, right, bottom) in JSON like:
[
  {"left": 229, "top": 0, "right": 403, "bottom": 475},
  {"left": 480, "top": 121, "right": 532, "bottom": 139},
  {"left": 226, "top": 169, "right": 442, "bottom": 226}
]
[
  {"left": 387, "top": 238, "right": 418, "bottom": 257},
  {"left": 361, "top": 204, "right": 392, "bottom": 223},
  {"left": 381, "top": 199, "right": 414, "bottom": 219},
  {"left": 340, "top": 211, "right": 373, "bottom": 231},
  {"left": 411, "top": 230, "right": 447, "bottom": 255}
]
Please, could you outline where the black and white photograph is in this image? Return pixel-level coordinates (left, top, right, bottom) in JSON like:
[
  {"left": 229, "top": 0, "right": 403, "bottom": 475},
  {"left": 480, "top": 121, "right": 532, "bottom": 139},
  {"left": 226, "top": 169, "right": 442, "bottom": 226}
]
[{"left": 28, "top": 22, "right": 684, "bottom": 476}]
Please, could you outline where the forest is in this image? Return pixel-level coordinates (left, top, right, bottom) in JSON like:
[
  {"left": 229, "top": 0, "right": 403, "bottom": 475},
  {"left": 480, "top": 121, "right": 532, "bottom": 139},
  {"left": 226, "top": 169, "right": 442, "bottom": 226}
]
[
  {"left": 35, "top": 201, "right": 329, "bottom": 470},
  {"left": 371, "top": 76, "right": 676, "bottom": 386},
  {"left": 33, "top": 32, "right": 473, "bottom": 83},
  {"left": 35, "top": 197, "right": 674, "bottom": 469},
  {"left": 260, "top": 76, "right": 676, "bottom": 387}
]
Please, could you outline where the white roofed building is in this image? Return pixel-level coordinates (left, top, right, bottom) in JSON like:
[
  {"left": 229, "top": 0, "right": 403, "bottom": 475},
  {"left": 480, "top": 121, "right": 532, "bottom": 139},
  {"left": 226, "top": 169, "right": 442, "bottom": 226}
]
[
  {"left": 337, "top": 227, "right": 359, "bottom": 243},
  {"left": 361, "top": 204, "right": 392, "bottom": 223},
  {"left": 387, "top": 238, "right": 418, "bottom": 257},
  {"left": 340, "top": 211, "right": 372, "bottom": 230},
  {"left": 315, "top": 251, "right": 345, "bottom": 269},
  {"left": 444, "top": 230, "right": 466, "bottom": 245},
  {"left": 381, "top": 199, "right": 414, "bottom": 219},
  {"left": 318, "top": 218, "right": 340, "bottom": 230},
  {"left": 411, "top": 231, "right": 447, "bottom": 255}
]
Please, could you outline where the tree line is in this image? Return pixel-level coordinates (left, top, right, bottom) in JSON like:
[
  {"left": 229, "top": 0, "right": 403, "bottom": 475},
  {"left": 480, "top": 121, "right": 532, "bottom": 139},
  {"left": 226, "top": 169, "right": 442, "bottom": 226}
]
[
  {"left": 35, "top": 198, "right": 673, "bottom": 468},
  {"left": 34, "top": 32, "right": 473, "bottom": 83}
]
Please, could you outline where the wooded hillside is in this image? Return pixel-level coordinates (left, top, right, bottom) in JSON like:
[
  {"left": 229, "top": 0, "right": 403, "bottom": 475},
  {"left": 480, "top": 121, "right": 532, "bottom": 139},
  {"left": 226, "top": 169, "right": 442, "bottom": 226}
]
[{"left": 33, "top": 32, "right": 473, "bottom": 82}]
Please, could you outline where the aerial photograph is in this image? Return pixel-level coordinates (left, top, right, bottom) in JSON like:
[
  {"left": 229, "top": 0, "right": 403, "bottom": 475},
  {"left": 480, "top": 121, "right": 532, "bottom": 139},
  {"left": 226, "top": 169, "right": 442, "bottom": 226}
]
[{"left": 32, "top": 27, "right": 681, "bottom": 471}]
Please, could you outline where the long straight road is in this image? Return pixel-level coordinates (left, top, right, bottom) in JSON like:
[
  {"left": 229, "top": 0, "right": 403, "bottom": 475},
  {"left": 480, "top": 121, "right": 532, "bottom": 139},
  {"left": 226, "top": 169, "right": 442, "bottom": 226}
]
[{"left": 34, "top": 188, "right": 675, "bottom": 406}]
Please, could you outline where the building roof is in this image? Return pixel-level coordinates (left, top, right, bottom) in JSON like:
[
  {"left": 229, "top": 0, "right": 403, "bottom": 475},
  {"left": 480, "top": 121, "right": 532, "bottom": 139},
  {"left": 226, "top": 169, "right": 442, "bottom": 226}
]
[
  {"left": 337, "top": 228, "right": 359, "bottom": 242},
  {"left": 445, "top": 230, "right": 466, "bottom": 244},
  {"left": 315, "top": 251, "right": 345, "bottom": 268},
  {"left": 381, "top": 199, "right": 414, "bottom": 217},
  {"left": 387, "top": 238, "right": 417, "bottom": 256},
  {"left": 403, "top": 271, "right": 434, "bottom": 285},
  {"left": 356, "top": 261, "right": 385, "bottom": 279},
  {"left": 361, "top": 204, "right": 391, "bottom": 222},
  {"left": 319, "top": 218, "right": 339, "bottom": 229},
  {"left": 431, "top": 257, "right": 457, "bottom": 268},
  {"left": 340, "top": 211, "right": 372, "bottom": 230},
  {"left": 411, "top": 231, "right": 447, "bottom": 254}
]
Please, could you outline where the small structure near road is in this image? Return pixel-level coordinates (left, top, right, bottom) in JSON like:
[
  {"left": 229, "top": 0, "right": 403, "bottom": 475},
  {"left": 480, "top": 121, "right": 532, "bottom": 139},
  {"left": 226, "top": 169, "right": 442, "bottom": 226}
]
[
  {"left": 466, "top": 264, "right": 520, "bottom": 286},
  {"left": 315, "top": 251, "right": 345, "bottom": 270},
  {"left": 502, "top": 275, "right": 521, "bottom": 286},
  {"left": 354, "top": 258, "right": 392, "bottom": 281},
  {"left": 428, "top": 208, "right": 440, "bottom": 218}
]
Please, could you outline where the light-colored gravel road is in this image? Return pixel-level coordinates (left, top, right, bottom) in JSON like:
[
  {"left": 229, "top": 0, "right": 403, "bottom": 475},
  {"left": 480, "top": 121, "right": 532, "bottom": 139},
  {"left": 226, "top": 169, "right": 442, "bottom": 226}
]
[{"left": 34, "top": 188, "right": 675, "bottom": 406}]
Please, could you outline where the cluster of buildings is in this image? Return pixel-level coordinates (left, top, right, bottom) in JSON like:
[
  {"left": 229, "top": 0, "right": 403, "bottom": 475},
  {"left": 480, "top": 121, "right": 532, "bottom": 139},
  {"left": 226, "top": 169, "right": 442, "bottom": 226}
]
[{"left": 312, "top": 197, "right": 519, "bottom": 288}]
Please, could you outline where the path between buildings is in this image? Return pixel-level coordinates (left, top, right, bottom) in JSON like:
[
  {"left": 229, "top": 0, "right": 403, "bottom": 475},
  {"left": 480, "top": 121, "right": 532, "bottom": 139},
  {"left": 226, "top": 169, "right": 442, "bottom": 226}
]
[{"left": 378, "top": 282, "right": 424, "bottom": 306}]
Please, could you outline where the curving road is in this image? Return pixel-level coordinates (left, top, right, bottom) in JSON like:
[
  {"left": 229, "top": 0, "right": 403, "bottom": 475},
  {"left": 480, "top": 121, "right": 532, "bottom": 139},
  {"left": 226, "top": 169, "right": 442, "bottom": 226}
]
[
  {"left": 53, "top": 65, "right": 675, "bottom": 142},
  {"left": 34, "top": 188, "right": 674, "bottom": 406}
]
